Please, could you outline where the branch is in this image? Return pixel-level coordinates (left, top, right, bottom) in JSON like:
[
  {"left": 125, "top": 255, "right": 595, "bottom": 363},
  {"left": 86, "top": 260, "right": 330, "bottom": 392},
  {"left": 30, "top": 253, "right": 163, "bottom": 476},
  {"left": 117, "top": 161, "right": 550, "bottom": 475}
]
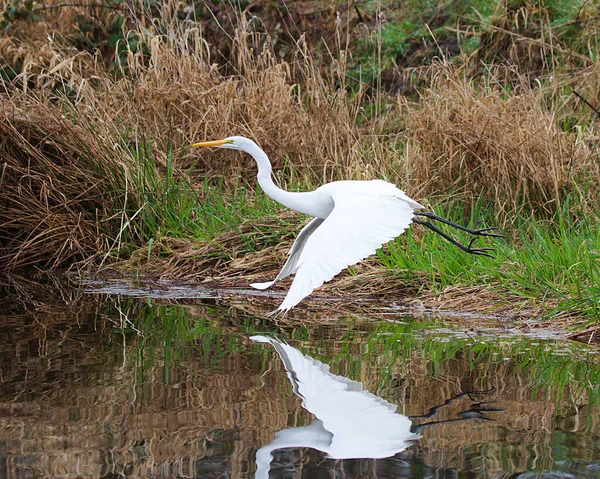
[{"left": 573, "top": 89, "right": 600, "bottom": 117}]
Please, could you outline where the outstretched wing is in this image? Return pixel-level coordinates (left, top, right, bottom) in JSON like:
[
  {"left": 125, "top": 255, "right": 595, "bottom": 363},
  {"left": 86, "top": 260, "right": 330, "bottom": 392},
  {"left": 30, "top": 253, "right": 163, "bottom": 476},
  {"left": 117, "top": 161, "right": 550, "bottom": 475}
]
[
  {"left": 278, "top": 193, "right": 415, "bottom": 311},
  {"left": 250, "top": 217, "right": 324, "bottom": 290},
  {"left": 251, "top": 335, "right": 420, "bottom": 461}
]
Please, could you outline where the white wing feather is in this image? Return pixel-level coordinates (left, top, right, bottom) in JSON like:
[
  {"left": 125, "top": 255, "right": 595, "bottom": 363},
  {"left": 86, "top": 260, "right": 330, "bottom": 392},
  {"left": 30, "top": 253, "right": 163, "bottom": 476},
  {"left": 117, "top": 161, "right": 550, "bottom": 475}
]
[
  {"left": 278, "top": 193, "right": 415, "bottom": 311},
  {"left": 250, "top": 217, "right": 324, "bottom": 290},
  {"left": 250, "top": 335, "right": 419, "bottom": 460}
]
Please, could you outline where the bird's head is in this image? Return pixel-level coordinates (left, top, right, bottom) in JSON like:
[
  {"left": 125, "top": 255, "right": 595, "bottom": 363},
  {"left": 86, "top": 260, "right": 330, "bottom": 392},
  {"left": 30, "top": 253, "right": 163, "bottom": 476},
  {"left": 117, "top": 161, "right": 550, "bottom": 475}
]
[
  {"left": 192, "top": 135, "right": 268, "bottom": 170},
  {"left": 192, "top": 136, "right": 253, "bottom": 151}
]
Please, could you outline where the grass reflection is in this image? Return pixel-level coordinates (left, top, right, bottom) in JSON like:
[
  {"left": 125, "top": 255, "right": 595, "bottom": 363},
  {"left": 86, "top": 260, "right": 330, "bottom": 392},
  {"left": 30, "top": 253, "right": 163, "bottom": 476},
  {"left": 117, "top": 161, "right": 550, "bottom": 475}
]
[{"left": 114, "top": 299, "right": 600, "bottom": 408}]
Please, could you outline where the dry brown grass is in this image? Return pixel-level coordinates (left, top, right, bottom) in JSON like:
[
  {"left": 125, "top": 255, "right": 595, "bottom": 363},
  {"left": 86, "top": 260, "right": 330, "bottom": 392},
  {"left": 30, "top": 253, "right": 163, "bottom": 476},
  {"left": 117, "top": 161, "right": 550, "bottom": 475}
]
[
  {"left": 0, "top": 94, "right": 140, "bottom": 270},
  {"left": 405, "top": 64, "right": 597, "bottom": 222},
  {"left": 120, "top": 210, "right": 305, "bottom": 281}
]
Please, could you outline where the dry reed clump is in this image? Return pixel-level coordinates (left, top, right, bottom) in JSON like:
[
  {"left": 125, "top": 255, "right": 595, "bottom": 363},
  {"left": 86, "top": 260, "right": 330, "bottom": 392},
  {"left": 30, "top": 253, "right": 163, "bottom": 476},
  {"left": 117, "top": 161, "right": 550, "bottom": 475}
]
[
  {"left": 120, "top": 211, "right": 305, "bottom": 282},
  {"left": 105, "top": 22, "right": 395, "bottom": 184},
  {"left": 406, "top": 67, "right": 596, "bottom": 222},
  {"left": 3, "top": 7, "right": 400, "bottom": 179},
  {"left": 0, "top": 95, "right": 139, "bottom": 271}
]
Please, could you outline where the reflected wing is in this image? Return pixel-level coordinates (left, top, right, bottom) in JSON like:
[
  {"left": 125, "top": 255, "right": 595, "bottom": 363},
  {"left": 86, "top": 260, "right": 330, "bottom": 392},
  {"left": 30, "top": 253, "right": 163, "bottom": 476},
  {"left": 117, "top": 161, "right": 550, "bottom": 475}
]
[
  {"left": 250, "top": 217, "right": 324, "bottom": 290},
  {"left": 251, "top": 335, "right": 362, "bottom": 398},
  {"left": 278, "top": 193, "right": 415, "bottom": 311},
  {"left": 251, "top": 335, "right": 419, "bottom": 459}
]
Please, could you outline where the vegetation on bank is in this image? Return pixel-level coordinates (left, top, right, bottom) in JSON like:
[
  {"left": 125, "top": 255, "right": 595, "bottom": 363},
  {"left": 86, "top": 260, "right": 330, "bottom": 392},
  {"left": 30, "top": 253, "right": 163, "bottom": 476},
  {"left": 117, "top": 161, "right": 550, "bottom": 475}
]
[{"left": 0, "top": 0, "right": 598, "bottom": 324}]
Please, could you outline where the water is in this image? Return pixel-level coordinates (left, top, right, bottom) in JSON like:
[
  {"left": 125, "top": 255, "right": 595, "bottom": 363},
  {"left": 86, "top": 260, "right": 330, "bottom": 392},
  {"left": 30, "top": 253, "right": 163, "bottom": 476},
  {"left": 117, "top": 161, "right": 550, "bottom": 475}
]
[{"left": 1, "top": 279, "right": 599, "bottom": 478}]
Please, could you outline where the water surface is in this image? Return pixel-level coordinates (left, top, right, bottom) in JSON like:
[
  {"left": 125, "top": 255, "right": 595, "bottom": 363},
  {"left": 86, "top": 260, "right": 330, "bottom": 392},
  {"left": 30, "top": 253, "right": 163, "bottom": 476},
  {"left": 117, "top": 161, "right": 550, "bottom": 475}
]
[{"left": 1, "top": 280, "right": 599, "bottom": 478}]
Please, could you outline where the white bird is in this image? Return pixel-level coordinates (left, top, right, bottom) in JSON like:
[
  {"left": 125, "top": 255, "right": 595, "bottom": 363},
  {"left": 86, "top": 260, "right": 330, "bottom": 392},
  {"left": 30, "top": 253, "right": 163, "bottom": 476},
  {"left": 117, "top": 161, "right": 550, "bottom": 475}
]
[
  {"left": 193, "top": 136, "right": 500, "bottom": 312},
  {"left": 250, "top": 335, "right": 419, "bottom": 478}
]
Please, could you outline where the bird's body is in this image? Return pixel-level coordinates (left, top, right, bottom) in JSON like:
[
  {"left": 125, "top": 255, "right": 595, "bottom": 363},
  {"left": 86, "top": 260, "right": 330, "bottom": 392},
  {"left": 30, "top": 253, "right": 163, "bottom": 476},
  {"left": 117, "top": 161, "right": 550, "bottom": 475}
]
[
  {"left": 193, "top": 136, "right": 500, "bottom": 312},
  {"left": 249, "top": 178, "right": 423, "bottom": 311},
  {"left": 260, "top": 178, "right": 423, "bottom": 219}
]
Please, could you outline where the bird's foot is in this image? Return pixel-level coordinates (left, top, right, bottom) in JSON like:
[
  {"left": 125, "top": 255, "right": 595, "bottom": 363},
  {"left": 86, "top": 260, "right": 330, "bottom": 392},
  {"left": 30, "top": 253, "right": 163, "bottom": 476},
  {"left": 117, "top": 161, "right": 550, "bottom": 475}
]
[
  {"left": 464, "top": 237, "right": 496, "bottom": 257},
  {"left": 470, "top": 226, "right": 504, "bottom": 239}
]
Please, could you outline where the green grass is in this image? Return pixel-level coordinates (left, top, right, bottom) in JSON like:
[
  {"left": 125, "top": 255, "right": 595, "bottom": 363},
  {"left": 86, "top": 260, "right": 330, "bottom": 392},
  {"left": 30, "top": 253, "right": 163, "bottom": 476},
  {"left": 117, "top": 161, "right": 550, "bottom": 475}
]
[
  {"left": 349, "top": 0, "right": 592, "bottom": 90},
  {"left": 377, "top": 200, "right": 600, "bottom": 321},
  {"left": 112, "top": 141, "right": 289, "bottom": 260}
]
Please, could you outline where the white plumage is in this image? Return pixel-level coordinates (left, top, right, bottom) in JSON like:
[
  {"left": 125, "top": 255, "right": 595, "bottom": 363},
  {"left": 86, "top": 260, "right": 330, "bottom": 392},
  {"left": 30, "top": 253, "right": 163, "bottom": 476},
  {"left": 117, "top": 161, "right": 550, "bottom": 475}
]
[
  {"left": 266, "top": 189, "right": 417, "bottom": 311},
  {"left": 251, "top": 335, "right": 419, "bottom": 477}
]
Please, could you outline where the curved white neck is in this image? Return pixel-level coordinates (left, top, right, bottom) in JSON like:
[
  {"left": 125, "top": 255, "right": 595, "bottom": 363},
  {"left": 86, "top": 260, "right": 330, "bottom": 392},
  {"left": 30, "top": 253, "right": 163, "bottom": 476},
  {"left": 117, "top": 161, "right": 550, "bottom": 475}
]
[
  {"left": 249, "top": 145, "right": 283, "bottom": 199},
  {"left": 241, "top": 141, "right": 319, "bottom": 216}
]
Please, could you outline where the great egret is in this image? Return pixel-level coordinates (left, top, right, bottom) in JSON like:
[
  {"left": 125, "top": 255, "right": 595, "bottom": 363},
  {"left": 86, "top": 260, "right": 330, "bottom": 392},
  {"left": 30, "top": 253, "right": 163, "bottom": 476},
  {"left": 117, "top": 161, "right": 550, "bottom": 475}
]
[
  {"left": 250, "top": 335, "right": 419, "bottom": 477},
  {"left": 193, "top": 136, "right": 500, "bottom": 312}
]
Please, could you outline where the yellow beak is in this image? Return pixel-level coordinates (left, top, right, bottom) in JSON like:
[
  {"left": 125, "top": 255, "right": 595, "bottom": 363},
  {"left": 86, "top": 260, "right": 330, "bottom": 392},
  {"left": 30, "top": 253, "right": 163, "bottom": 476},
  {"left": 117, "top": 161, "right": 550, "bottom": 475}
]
[{"left": 192, "top": 139, "right": 229, "bottom": 148}]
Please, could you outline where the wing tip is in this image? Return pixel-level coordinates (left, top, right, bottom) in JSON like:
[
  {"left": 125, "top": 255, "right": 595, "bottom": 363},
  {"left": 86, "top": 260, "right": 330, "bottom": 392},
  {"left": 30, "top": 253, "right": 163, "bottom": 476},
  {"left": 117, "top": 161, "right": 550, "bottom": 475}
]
[
  {"left": 250, "top": 281, "right": 275, "bottom": 290},
  {"left": 250, "top": 335, "right": 272, "bottom": 343},
  {"left": 277, "top": 296, "right": 302, "bottom": 313}
]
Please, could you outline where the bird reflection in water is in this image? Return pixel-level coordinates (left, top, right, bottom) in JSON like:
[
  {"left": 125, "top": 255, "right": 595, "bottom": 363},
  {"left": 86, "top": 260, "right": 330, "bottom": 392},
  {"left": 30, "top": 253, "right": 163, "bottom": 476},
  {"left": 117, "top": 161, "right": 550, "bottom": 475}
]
[{"left": 251, "top": 335, "right": 420, "bottom": 478}]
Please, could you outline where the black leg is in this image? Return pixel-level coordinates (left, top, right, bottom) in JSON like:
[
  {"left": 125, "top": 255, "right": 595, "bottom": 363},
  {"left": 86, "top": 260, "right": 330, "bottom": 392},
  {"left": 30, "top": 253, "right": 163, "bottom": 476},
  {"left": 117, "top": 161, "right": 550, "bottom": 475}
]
[
  {"left": 414, "top": 211, "right": 504, "bottom": 238},
  {"left": 413, "top": 219, "right": 497, "bottom": 257}
]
